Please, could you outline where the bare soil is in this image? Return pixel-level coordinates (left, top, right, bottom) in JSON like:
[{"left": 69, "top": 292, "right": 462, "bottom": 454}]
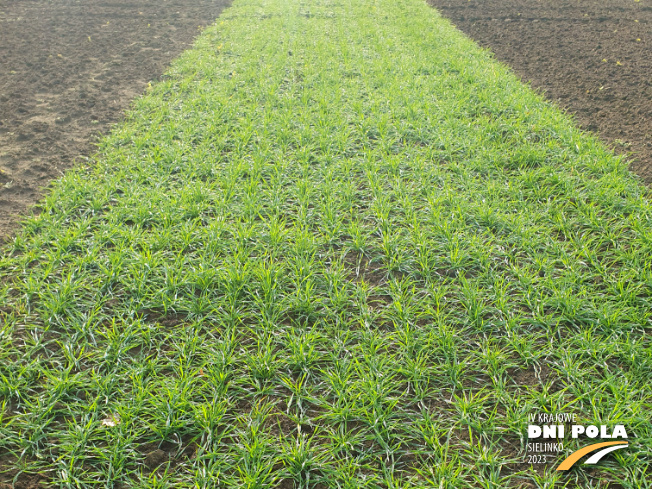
[
  {"left": 0, "top": 0, "right": 232, "bottom": 244},
  {"left": 428, "top": 0, "right": 652, "bottom": 183}
]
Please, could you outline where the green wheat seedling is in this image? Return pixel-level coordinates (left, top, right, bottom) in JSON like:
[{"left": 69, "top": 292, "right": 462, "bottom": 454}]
[{"left": 0, "top": 0, "right": 651, "bottom": 487}]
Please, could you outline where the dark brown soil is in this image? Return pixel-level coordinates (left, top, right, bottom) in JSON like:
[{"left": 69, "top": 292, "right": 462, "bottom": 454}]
[
  {"left": 0, "top": 0, "right": 232, "bottom": 243},
  {"left": 144, "top": 449, "right": 168, "bottom": 470},
  {"left": 428, "top": 0, "right": 652, "bottom": 183},
  {"left": 0, "top": 472, "right": 44, "bottom": 489}
]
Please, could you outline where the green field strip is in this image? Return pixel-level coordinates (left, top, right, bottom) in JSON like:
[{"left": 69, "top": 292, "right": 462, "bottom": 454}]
[{"left": 1, "top": 0, "right": 651, "bottom": 487}]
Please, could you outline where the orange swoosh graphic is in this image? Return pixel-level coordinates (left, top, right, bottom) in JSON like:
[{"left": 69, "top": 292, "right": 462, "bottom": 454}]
[{"left": 556, "top": 441, "right": 628, "bottom": 471}]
